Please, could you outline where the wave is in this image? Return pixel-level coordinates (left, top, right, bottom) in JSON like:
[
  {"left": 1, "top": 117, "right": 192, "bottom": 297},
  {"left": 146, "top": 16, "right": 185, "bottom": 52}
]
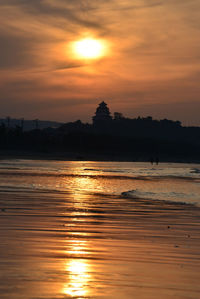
[
  {"left": 121, "top": 189, "right": 199, "bottom": 206},
  {"left": 190, "top": 168, "right": 200, "bottom": 174},
  {"left": 0, "top": 184, "right": 71, "bottom": 195},
  {"left": 0, "top": 171, "right": 145, "bottom": 181},
  {"left": 0, "top": 170, "right": 199, "bottom": 183},
  {"left": 84, "top": 168, "right": 128, "bottom": 173},
  {"left": 0, "top": 167, "right": 21, "bottom": 170}
]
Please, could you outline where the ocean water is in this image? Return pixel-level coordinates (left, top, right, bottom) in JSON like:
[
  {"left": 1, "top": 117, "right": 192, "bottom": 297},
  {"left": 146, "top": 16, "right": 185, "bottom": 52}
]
[
  {"left": 0, "top": 160, "right": 199, "bottom": 206},
  {"left": 0, "top": 160, "right": 200, "bottom": 299}
]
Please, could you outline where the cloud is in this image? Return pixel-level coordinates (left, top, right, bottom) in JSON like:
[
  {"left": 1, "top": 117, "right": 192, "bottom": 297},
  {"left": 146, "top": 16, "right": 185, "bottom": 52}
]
[
  {"left": 0, "top": 33, "right": 32, "bottom": 68},
  {"left": 0, "top": 0, "right": 200, "bottom": 125},
  {"left": 0, "top": 0, "right": 108, "bottom": 32}
]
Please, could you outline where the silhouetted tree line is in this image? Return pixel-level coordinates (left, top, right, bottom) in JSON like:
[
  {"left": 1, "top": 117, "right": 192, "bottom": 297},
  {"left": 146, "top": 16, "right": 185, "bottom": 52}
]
[{"left": 0, "top": 116, "right": 199, "bottom": 161}]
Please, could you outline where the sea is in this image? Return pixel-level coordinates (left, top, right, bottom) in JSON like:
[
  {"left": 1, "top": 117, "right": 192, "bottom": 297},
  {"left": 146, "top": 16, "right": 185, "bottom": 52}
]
[
  {"left": 0, "top": 160, "right": 199, "bottom": 206},
  {"left": 0, "top": 160, "right": 200, "bottom": 298}
]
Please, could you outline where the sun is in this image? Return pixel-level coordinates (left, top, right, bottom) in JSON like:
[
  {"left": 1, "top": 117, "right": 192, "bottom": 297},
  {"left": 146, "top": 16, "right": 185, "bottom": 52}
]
[{"left": 73, "top": 38, "right": 105, "bottom": 59}]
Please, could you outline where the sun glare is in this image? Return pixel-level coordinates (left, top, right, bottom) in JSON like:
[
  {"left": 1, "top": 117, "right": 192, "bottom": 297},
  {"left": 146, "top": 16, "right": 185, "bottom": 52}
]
[{"left": 73, "top": 38, "right": 105, "bottom": 59}]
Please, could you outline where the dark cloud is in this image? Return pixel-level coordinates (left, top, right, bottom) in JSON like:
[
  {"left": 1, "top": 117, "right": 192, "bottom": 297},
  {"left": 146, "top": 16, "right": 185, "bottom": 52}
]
[
  {"left": 0, "top": 32, "right": 35, "bottom": 69},
  {"left": 112, "top": 1, "right": 163, "bottom": 11},
  {"left": 0, "top": 0, "right": 108, "bottom": 32}
]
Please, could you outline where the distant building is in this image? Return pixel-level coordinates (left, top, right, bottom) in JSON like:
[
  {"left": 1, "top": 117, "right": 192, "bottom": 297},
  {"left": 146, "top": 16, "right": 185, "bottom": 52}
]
[
  {"left": 114, "top": 112, "right": 124, "bottom": 120},
  {"left": 93, "top": 101, "right": 112, "bottom": 126}
]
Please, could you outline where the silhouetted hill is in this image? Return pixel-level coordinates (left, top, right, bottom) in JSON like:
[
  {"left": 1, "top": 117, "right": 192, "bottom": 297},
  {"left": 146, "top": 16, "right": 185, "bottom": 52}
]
[
  {"left": 0, "top": 116, "right": 199, "bottom": 163},
  {"left": 0, "top": 118, "right": 62, "bottom": 131}
]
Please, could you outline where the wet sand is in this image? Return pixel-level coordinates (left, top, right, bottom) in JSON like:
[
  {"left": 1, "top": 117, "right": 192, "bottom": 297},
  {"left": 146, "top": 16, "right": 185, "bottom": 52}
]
[{"left": 0, "top": 190, "right": 200, "bottom": 298}]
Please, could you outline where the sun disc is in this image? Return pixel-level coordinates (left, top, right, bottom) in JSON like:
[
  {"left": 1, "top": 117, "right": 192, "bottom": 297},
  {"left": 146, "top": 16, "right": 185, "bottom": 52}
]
[{"left": 73, "top": 38, "right": 105, "bottom": 59}]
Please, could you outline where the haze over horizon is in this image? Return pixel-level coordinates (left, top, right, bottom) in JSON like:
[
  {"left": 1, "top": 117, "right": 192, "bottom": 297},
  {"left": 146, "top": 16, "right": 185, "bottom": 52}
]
[{"left": 0, "top": 0, "right": 200, "bottom": 126}]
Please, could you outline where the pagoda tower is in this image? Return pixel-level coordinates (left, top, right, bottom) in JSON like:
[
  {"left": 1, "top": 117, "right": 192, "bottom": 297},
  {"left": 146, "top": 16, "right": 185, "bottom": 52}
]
[{"left": 92, "top": 101, "right": 112, "bottom": 126}]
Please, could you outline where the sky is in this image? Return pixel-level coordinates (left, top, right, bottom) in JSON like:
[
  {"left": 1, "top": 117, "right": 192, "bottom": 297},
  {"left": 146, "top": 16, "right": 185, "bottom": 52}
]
[{"left": 0, "top": 0, "right": 200, "bottom": 126}]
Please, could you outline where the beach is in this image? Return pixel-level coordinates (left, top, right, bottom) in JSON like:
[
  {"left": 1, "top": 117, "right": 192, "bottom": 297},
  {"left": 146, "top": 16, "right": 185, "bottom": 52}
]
[{"left": 0, "top": 160, "right": 200, "bottom": 298}]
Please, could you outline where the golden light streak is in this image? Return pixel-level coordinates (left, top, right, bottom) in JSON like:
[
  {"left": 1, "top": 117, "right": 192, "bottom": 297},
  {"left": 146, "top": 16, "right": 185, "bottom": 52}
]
[{"left": 63, "top": 259, "right": 90, "bottom": 297}]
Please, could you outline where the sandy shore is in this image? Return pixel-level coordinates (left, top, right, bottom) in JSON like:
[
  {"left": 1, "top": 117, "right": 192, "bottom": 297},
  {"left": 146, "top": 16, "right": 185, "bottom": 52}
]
[{"left": 0, "top": 190, "right": 200, "bottom": 298}]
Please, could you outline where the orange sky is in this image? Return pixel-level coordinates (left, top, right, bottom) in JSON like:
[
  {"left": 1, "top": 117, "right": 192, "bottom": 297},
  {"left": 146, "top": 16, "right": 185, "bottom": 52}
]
[{"left": 0, "top": 0, "right": 200, "bottom": 125}]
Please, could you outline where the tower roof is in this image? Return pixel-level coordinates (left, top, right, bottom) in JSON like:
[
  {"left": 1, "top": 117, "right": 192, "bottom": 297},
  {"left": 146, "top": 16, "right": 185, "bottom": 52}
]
[
  {"left": 99, "top": 101, "right": 107, "bottom": 106},
  {"left": 93, "top": 101, "right": 112, "bottom": 124}
]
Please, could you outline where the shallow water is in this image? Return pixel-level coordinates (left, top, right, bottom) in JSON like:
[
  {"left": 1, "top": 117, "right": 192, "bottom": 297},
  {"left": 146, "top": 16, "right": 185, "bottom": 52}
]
[
  {"left": 0, "top": 160, "right": 199, "bottom": 205},
  {"left": 0, "top": 160, "right": 200, "bottom": 298}
]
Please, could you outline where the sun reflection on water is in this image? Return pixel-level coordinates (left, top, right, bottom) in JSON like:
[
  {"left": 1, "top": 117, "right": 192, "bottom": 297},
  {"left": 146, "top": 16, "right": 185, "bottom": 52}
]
[
  {"left": 62, "top": 241, "right": 91, "bottom": 298},
  {"left": 61, "top": 167, "right": 100, "bottom": 297},
  {"left": 64, "top": 259, "right": 90, "bottom": 297},
  {"left": 72, "top": 175, "right": 102, "bottom": 195}
]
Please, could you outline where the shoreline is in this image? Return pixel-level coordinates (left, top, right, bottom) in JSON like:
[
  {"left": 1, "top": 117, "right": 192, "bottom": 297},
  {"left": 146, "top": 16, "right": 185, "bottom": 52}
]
[{"left": 0, "top": 150, "right": 200, "bottom": 164}]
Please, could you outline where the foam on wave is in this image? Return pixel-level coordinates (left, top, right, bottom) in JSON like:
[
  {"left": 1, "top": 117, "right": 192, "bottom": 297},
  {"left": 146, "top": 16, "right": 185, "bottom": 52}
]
[
  {"left": 191, "top": 168, "right": 200, "bottom": 174},
  {"left": 121, "top": 189, "right": 199, "bottom": 206}
]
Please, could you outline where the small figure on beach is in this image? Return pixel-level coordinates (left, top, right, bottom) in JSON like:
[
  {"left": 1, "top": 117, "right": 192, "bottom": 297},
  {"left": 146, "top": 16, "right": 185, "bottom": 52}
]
[
  {"left": 150, "top": 157, "right": 154, "bottom": 165},
  {"left": 150, "top": 156, "right": 159, "bottom": 165}
]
